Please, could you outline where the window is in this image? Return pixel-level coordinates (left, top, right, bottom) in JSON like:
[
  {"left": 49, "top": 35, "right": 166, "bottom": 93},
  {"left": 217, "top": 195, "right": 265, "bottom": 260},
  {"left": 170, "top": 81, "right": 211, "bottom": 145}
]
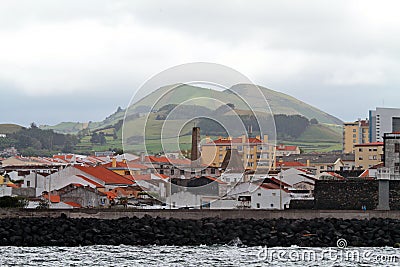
[
  {"left": 257, "top": 193, "right": 261, "bottom": 196},
  {"left": 320, "top": 166, "right": 324, "bottom": 169},
  {"left": 395, "top": 143, "right": 400, "bottom": 153},
  {"left": 395, "top": 163, "right": 400, "bottom": 173},
  {"left": 125, "top": 170, "right": 130, "bottom": 175},
  {"left": 201, "top": 169, "right": 206, "bottom": 174},
  {"left": 180, "top": 169, "right": 185, "bottom": 175},
  {"left": 359, "top": 148, "right": 363, "bottom": 152},
  {"left": 353, "top": 129, "right": 357, "bottom": 132},
  {"left": 272, "top": 193, "right": 276, "bottom": 196},
  {"left": 256, "top": 203, "right": 260, "bottom": 209},
  {"left": 159, "top": 169, "right": 164, "bottom": 174},
  {"left": 353, "top": 134, "right": 356, "bottom": 138},
  {"left": 171, "top": 169, "right": 175, "bottom": 175},
  {"left": 270, "top": 203, "right": 274, "bottom": 207},
  {"left": 27, "top": 181, "right": 31, "bottom": 187},
  {"left": 211, "top": 168, "right": 216, "bottom": 174}
]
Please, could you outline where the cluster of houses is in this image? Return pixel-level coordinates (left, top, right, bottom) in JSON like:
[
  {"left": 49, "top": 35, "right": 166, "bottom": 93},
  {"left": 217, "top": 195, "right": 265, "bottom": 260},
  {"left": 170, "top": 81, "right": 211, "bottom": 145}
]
[{"left": 0, "top": 125, "right": 399, "bottom": 210}]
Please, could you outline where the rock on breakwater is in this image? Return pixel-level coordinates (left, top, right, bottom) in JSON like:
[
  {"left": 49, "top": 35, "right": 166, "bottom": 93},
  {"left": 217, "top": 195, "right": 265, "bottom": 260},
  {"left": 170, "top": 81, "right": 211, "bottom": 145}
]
[{"left": 0, "top": 215, "right": 399, "bottom": 247}]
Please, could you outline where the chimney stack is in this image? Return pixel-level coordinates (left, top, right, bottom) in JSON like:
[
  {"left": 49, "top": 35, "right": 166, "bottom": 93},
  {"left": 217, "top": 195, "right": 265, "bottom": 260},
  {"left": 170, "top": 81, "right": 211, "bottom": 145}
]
[{"left": 191, "top": 127, "right": 200, "bottom": 165}]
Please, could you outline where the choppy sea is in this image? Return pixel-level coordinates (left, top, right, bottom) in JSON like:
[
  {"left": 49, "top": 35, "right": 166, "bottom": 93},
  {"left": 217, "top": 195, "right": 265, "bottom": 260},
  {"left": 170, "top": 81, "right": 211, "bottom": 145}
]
[{"left": 0, "top": 245, "right": 398, "bottom": 266}]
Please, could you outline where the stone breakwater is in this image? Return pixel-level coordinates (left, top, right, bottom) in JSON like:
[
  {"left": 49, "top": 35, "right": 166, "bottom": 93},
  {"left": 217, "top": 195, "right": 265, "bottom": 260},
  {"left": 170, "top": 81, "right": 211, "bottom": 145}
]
[{"left": 0, "top": 215, "right": 400, "bottom": 247}]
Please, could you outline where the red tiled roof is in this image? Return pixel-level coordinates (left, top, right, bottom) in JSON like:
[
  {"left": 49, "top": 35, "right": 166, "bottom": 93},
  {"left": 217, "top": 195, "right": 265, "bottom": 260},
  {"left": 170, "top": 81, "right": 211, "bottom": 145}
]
[
  {"left": 269, "top": 177, "right": 292, "bottom": 188},
  {"left": 103, "top": 161, "right": 127, "bottom": 168},
  {"left": 154, "top": 173, "right": 169, "bottom": 179},
  {"left": 126, "top": 163, "right": 149, "bottom": 169},
  {"left": 354, "top": 142, "right": 383, "bottom": 147},
  {"left": 43, "top": 194, "right": 60, "bottom": 203},
  {"left": 64, "top": 201, "right": 82, "bottom": 208},
  {"left": 260, "top": 183, "right": 291, "bottom": 193},
  {"left": 105, "top": 191, "right": 117, "bottom": 200},
  {"left": 276, "top": 161, "right": 306, "bottom": 167},
  {"left": 76, "top": 174, "right": 105, "bottom": 188},
  {"left": 276, "top": 145, "right": 298, "bottom": 151},
  {"left": 359, "top": 170, "right": 370, "bottom": 178},
  {"left": 209, "top": 137, "right": 262, "bottom": 145},
  {"left": 132, "top": 156, "right": 191, "bottom": 166},
  {"left": 134, "top": 174, "right": 151, "bottom": 180},
  {"left": 74, "top": 165, "right": 134, "bottom": 185}
]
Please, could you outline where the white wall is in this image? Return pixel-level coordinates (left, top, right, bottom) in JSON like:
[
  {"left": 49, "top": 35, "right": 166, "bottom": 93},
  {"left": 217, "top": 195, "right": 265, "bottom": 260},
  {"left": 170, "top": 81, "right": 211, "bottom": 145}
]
[
  {"left": 0, "top": 186, "right": 12, "bottom": 197},
  {"left": 166, "top": 191, "right": 202, "bottom": 208}
]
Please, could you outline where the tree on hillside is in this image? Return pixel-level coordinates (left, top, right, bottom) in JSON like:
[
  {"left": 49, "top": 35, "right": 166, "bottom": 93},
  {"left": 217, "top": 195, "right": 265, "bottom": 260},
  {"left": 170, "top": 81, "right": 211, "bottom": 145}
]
[{"left": 310, "top": 118, "right": 319, "bottom": 125}]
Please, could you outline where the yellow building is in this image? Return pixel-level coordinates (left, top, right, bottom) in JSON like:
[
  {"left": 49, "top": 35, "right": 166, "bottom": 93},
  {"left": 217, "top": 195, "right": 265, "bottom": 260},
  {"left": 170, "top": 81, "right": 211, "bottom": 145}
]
[
  {"left": 354, "top": 142, "right": 384, "bottom": 169},
  {"left": 201, "top": 135, "right": 275, "bottom": 171},
  {"left": 343, "top": 119, "right": 369, "bottom": 153}
]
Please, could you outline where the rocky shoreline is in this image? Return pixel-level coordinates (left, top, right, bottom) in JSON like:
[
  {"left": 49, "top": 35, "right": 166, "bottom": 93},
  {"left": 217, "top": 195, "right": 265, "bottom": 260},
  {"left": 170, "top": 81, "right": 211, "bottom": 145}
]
[{"left": 0, "top": 215, "right": 399, "bottom": 247}]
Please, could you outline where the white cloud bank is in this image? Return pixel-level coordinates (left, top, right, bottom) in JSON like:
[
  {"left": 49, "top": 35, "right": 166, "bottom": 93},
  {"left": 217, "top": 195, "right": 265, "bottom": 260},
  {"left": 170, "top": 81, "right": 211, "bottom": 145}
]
[{"left": 0, "top": 0, "right": 399, "bottom": 122}]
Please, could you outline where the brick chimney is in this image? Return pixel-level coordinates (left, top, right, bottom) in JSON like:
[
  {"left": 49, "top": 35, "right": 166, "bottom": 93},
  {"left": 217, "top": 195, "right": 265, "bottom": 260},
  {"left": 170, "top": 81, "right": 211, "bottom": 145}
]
[{"left": 191, "top": 127, "right": 200, "bottom": 166}]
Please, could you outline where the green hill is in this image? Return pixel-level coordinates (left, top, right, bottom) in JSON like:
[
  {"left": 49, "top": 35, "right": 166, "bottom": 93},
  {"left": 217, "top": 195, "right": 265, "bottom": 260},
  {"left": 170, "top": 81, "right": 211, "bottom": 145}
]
[
  {"left": 298, "top": 124, "right": 342, "bottom": 142},
  {"left": 38, "top": 84, "right": 344, "bottom": 153},
  {"left": 41, "top": 84, "right": 343, "bottom": 134},
  {"left": 0, "top": 124, "right": 23, "bottom": 134}
]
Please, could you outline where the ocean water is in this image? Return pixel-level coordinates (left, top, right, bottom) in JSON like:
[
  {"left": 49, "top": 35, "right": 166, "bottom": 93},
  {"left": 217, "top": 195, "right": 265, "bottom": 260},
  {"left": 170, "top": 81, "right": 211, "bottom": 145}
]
[{"left": 0, "top": 245, "right": 398, "bottom": 266}]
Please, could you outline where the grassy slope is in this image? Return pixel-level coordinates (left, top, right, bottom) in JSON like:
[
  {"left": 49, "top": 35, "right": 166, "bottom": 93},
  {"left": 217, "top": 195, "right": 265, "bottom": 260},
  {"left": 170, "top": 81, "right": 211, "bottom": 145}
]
[
  {"left": 44, "top": 84, "right": 343, "bottom": 134},
  {"left": 39, "top": 84, "right": 345, "bottom": 153},
  {"left": 0, "top": 124, "right": 23, "bottom": 134},
  {"left": 230, "top": 84, "right": 343, "bottom": 125},
  {"left": 280, "top": 124, "right": 342, "bottom": 152},
  {"left": 297, "top": 124, "right": 342, "bottom": 142}
]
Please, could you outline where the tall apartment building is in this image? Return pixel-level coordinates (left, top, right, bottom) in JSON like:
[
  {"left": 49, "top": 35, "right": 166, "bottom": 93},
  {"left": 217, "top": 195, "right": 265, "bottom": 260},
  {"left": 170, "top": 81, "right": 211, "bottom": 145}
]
[
  {"left": 369, "top": 107, "right": 400, "bottom": 142},
  {"left": 343, "top": 119, "right": 369, "bottom": 153},
  {"left": 383, "top": 132, "right": 400, "bottom": 180},
  {"left": 200, "top": 135, "right": 275, "bottom": 172}
]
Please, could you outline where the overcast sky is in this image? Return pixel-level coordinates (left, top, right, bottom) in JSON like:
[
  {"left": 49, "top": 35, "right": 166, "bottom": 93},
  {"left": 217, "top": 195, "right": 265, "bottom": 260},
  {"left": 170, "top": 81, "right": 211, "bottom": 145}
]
[{"left": 1, "top": 0, "right": 399, "bottom": 126}]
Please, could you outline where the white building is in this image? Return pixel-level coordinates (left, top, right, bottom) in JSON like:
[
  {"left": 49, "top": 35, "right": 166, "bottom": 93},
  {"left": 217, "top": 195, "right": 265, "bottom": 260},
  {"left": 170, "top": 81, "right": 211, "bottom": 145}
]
[
  {"left": 369, "top": 107, "right": 400, "bottom": 142},
  {"left": 217, "top": 182, "right": 291, "bottom": 210}
]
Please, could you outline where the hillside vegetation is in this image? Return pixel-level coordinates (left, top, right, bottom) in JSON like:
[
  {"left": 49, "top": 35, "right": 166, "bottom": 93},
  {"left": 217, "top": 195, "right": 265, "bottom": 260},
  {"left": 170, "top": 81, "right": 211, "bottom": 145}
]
[
  {"left": 29, "top": 84, "right": 344, "bottom": 155},
  {"left": 0, "top": 124, "right": 23, "bottom": 134}
]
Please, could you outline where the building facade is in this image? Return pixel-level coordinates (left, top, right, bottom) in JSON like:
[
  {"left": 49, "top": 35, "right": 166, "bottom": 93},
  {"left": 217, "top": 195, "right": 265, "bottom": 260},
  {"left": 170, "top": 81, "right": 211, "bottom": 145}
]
[
  {"left": 369, "top": 107, "right": 400, "bottom": 142},
  {"left": 201, "top": 135, "right": 275, "bottom": 171},
  {"left": 343, "top": 119, "right": 369, "bottom": 153},
  {"left": 383, "top": 132, "right": 400, "bottom": 179},
  {"left": 354, "top": 142, "right": 384, "bottom": 170}
]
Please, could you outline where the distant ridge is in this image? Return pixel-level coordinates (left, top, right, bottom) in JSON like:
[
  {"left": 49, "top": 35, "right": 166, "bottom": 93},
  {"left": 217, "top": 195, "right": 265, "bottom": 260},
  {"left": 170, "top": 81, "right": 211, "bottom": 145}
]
[{"left": 40, "top": 84, "right": 343, "bottom": 134}]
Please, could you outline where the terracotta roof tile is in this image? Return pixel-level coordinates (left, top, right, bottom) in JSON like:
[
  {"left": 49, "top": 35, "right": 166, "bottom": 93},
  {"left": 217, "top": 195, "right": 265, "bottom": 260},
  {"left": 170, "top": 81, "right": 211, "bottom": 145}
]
[
  {"left": 76, "top": 174, "right": 105, "bottom": 188},
  {"left": 43, "top": 194, "right": 60, "bottom": 203},
  {"left": 276, "top": 161, "right": 306, "bottom": 167},
  {"left": 74, "top": 165, "right": 134, "bottom": 185},
  {"left": 64, "top": 201, "right": 82, "bottom": 208}
]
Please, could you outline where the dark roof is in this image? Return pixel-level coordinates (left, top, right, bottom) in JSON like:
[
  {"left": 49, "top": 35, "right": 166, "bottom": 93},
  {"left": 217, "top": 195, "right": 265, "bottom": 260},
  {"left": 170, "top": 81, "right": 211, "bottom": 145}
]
[
  {"left": 341, "top": 153, "right": 355, "bottom": 161},
  {"left": 280, "top": 153, "right": 341, "bottom": 164},
  {"left": 221, "top": 149, "right": 244, "bottom": 172}
]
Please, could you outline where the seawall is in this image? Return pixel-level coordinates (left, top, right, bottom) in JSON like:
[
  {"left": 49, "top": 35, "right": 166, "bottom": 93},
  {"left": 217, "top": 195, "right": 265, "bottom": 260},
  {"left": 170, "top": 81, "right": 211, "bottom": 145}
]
[
  {"left": 1, "top": 209, "right": 400, "bottom": 220},
  {"left": 1, "top": 215, "right": 399, "bottom": 247}
]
